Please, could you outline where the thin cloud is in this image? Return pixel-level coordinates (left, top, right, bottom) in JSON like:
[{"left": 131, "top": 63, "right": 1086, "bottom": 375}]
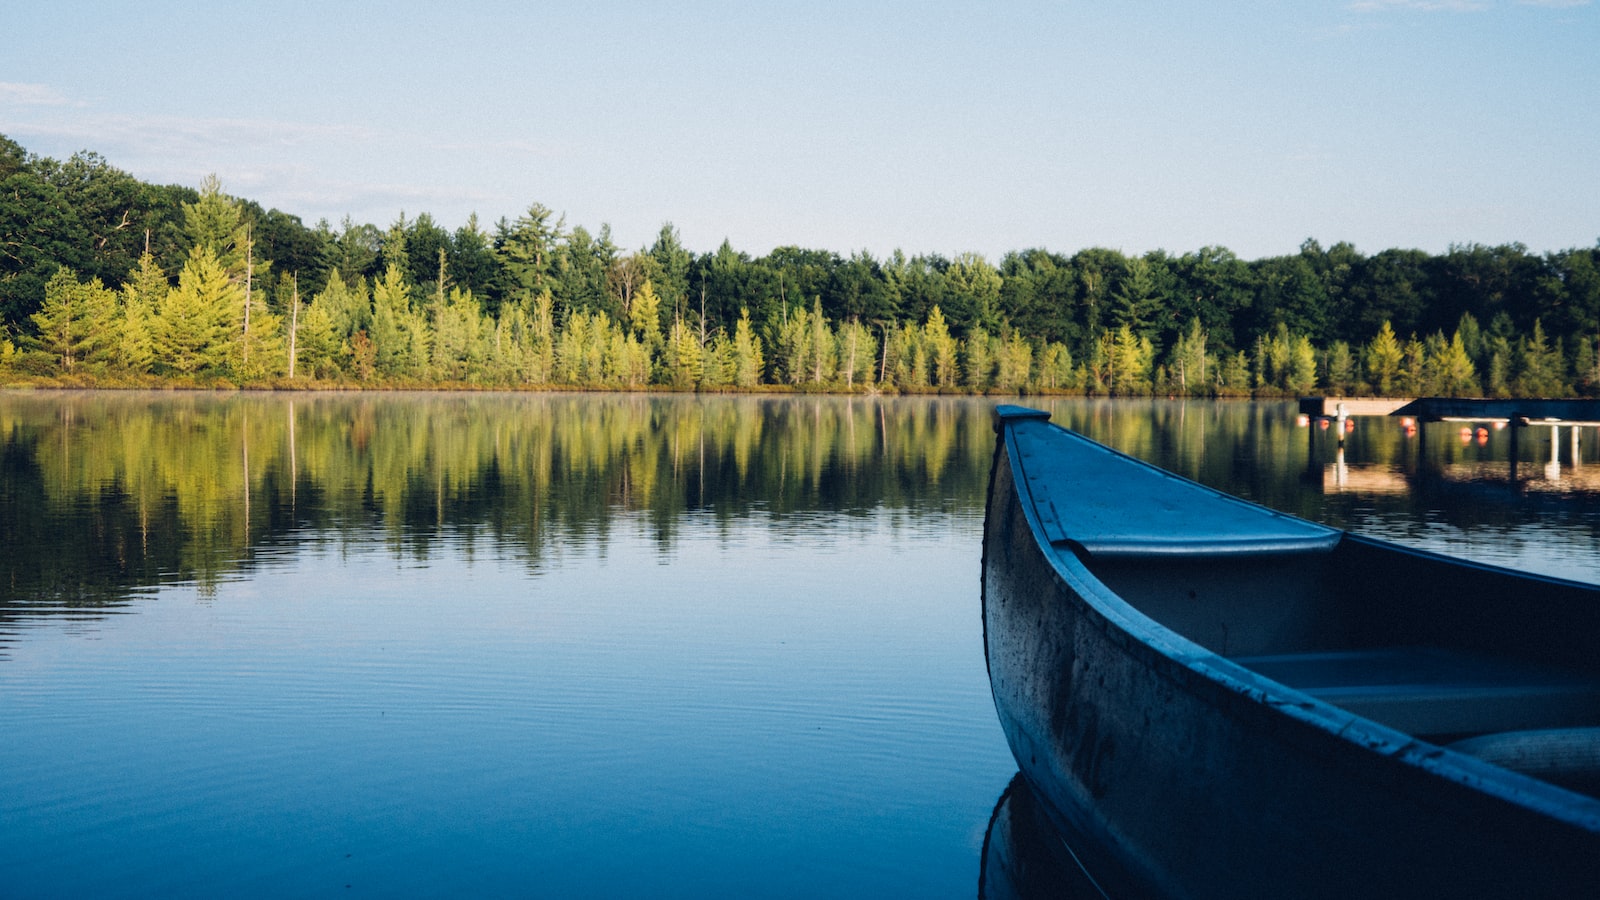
[
  {"left": 0, "top": 82, "right": 78, "bottom": 107},
  {"left": 14, "top": 113, "right": 374, "bottom": 153},
  {"left": 1516, "top": 0, "right": 1590, "bottom": 7},
  {"left": 1347, "top": 1, "right": 1490, "bottom": 10}
]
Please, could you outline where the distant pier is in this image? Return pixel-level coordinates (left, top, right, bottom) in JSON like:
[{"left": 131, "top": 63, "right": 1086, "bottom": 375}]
[
  {"left": 1300, "top": 396, "right": 1598, "bottom": 483},
  {"left": 1299, "top": 397, "right": 1600, "bottom": 427}
]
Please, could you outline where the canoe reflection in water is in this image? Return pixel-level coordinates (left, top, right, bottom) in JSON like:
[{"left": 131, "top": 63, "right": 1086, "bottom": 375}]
[{"left": 979, "top": 773, "right": 1110, "bottom": 900}]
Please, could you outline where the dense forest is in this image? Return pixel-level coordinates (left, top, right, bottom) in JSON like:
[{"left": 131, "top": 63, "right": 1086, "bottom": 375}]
[{"left": 3, "top": 134, "right": 1598, "bottom": 397}]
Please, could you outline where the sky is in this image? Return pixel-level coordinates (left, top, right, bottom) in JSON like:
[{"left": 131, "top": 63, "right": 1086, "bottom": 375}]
[{"left": 3, "top": 1, "right": 1596, "bottom": 262}]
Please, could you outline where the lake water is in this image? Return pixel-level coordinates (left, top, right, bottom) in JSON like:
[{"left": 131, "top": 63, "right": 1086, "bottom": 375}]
[{"left": 3, "top": 393, "right": 1597, "bottom": 898}]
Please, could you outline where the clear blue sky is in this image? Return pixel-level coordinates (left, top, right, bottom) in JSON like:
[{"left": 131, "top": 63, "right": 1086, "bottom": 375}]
[{"left": 3, "top": 1, "right": 1595, "bottom": 261}]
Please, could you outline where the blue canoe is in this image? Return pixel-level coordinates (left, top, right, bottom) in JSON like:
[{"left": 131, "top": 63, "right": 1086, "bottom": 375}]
[{"left": 983, "top": 406, "right": 1600, "bottom": 898}]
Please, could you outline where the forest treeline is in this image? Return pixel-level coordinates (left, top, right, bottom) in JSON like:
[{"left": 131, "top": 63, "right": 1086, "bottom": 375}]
[{"left": 3, "top": 134, "right": 1598, "bottom": 397}]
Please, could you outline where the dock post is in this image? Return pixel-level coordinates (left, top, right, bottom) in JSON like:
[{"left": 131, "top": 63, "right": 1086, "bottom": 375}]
[
  {"left": 1509, "top": 418, "right": 1520, "bottom": 482},
  {"left": 1546, "top": 424, "right": 1562, "bottom": 480},
  {"left": 1335, "top": 403, "right": 1348, "bottom": 445}
]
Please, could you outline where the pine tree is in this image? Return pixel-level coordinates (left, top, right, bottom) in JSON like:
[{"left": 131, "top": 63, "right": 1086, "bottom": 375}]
[
  {"left": 923, "top": 305, "right": 958, "bottom": 388},
  {"left": 1364, "top": 321, "right": 1404, "bottom": 395},
  {"left": 805, "top": 299, "right": 836, "bottom": 385},
  {"left": 836, "top": 318, "right": 876, "bottom": 388},
  {"left": 1516, "top": 320, "right": 1566, "bottom": 397},
  {"left": 630, "top": 278, "right": 664, "bottom": 348},
  {"left": 964, "top": 329, "right": 995, "bottom": 390},
  {"left": 315, "top": 270, "right": 369, "bottom": 340},
  {"left": 30, "top": 267, "right": 117, "bottom": 371},
  {"left": 157, "top": 248, "right": 238, "bottom": 375},
  {"left": 730, "top": 309, "right": 763, "bottom": 388},
  {"left": 665, "top": 316, "right": 702, "bottom": 387},
  {"left": 1429, "top": 331, "right": 1479, "bottom": 397},
  {"left": 1167, "top": 319, "right": 1210, "bottom": 397},
  {"left": 370, "top": 264, "right": 416, "bottom": 377},
  {"left": 294, "top": 301, "right": 341, "bottom": 379},
  {"left": 1286, "top": 333, "right": 1318, "bottom": 395},
  {"left": 996, "top": 331, "right": 1033, "bottom": 391},
  {"left": 1039, "top": 342, "right": 1074, "bottom": 391},
  {"left": 117, "top": 253, "right": 165, "bottom": 373},
  {"left": 1322, "top": 341, "right": 1355, "bottom": 396}
]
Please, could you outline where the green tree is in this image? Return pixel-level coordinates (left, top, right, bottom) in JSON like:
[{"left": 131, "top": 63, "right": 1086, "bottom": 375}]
[
  {"left": 293, "top": 300, "right": 342, "bottom": 379},
  {"left": 1286, "top": 333, "right": 1318, "bottom": 395},
  {"left": 730, "top": 309, "right": 763, "bottom": 388},
  {"left": 1428, "top": 331, "right": 1478, "bottom": 397},
  {"left": 995, "top": 331, "right": 1033, "bottom": 391},
  {"left": 664, "top": 316, "right": 703, "bottom": 387},
  {"left": 30, "top": 267, "right": 117, "bottom": 371},
  {"left": 1515, "top": 320, "right": 1566, "bottom": 397},
  {"left": 1105, "top": 324, "right": 1153, "bottom": 395},
  {"left": 1398, "top": 336, "right": 1427, "bottom": 396},
  {"left": 1166, "top": 319, "right": 1210, "bottom": 397},
  {"left": 370, "top": 264, "right": 422, "bottom": 377},
  {"left": 1038, "top": 342, "right": 1074, "bottom": 391},
  {"left": 1111, "top": 255, "right": 1162, "bottom": 337},
  {"left": 923, "top": 305, "right": 959, "bottom": 387},
  {"left": 494, "top": 204, "right": 564, "bottom": 308},
  {"left": 943, "top": 253, "right": 1003, "bottom": 334},
  {"left": 116, "top": 252, "right": 166, "bottom": 373},
  {"left": 836, "top": 318, "right": 876, "bottom": 388},
  {"left": 1322, "top": 341, "right": 1356, "bottom": 396},
  {"left": 964, "top": 329, "right": 995, "bottom": 390},
  {"left": 1364, "top": 321, "right": 1404, "bottom": 395},
  {"left": 315, "top": 270, "right": 369, "bottom": 340},
  {"left": 630, "top": 278, "right": 664, "bottom": 348},
  {"left": 157, "top": 248, "right": 238, "bottom": 375}
]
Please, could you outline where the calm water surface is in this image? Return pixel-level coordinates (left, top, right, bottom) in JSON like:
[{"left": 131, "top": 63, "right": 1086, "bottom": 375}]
[{"left": 3, "top": 393, "right": 1597, "bottom": 898}]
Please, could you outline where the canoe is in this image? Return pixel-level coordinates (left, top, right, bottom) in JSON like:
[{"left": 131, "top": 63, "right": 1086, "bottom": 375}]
[{"left": 982, "top": 406, "right": 1600, "bottom": 898}]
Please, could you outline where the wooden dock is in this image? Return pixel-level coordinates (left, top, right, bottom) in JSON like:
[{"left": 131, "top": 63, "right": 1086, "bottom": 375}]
[{"left": 1299, "top": 397, "right": 1600, "bottom": 426}]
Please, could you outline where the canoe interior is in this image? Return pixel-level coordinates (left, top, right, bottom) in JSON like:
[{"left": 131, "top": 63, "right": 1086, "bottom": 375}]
[{"left": 1088, "top": 542, "right": 1600, "bottom": 749}]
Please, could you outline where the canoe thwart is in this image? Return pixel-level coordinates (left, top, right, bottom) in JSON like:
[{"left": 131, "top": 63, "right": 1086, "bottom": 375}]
[{"left": 1232, "top": 647, "right": 1600, "bottom": 738}]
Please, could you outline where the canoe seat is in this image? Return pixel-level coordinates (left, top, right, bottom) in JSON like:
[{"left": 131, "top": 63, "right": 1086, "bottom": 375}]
[
  {"left": 1232, "top": 647, "right": 1600, "bottom": 738},
  {"left": 1448, "top": 728, "right": 1600, "bottom": 797}
]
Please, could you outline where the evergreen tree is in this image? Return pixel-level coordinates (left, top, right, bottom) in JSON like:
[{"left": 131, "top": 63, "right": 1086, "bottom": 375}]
[
  {"left": 117, "top": 252, "right": 166, "bottom": 373},
  {"left": 30, "top": 267, "right": 117, "bottom": 371},
  {"left": 923, "top": 305, "right": 958, "bottom": 388},
  {"left": 1398, "top": 336, "right": 1427, "bottom": 396},
  {"left": 370, "top": 264, "right": 417, "bottom": 377},
  {"left": 1106, "top": 324, "right": 1153, "bottom": 395},
  {"left": 157, "top": 248, "right": 238, "bottom": 375},
  {"left": 1286, "top": 333, "right": 1318, "bottom": 395},
  {"left": 1038, "top": 342, "right": 1074, "bottom": 391},
  {"left": 964, "top": 328, "right": 995, "bottom": 390},
  {"left": 294, "top": 301, "right": 342, "bottom": 379},
  {"left": 730, "top": 309, "right": 763, "bottom": 388},
  {"left": 664, "top": 316, "right": 703, "bottom": 387},
  {"left": 995, "top": 331, "right": 1033, "bottom": 391},
  {"left": 1429, "top": 331, "right": 1478, "bottom": 397},
  {"left": 1322, "top": 341, "right": 1356, "bottom": 396},
  {"left": 316, "top": 270, "right": 369, "bottom": 340},
  {"left": 630, "top": 278, "right": 664, "bottom": 348},
  {"left": 806, "top": 299, "right": 836, "bottom": 385},
  {"left": 1217, "top": 350, "right": 1252, "bottom": 397},
  {"left": 1515, "top": 319, "right": 1566, "bottom": 397},
  {"left": 836, "top": 318, "right": 876, "bottom": 388},
  {"left": 1364, "top": 321, "right": 1404, "bottom": 395},
  {"left": 1166, "top": 319, "right": 1210, "bottom": 397}
]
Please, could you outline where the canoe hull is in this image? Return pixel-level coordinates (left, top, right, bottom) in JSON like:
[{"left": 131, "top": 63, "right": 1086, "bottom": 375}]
[{"left": 982, "top": 413, "right": 1600, "bottom": 898}]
